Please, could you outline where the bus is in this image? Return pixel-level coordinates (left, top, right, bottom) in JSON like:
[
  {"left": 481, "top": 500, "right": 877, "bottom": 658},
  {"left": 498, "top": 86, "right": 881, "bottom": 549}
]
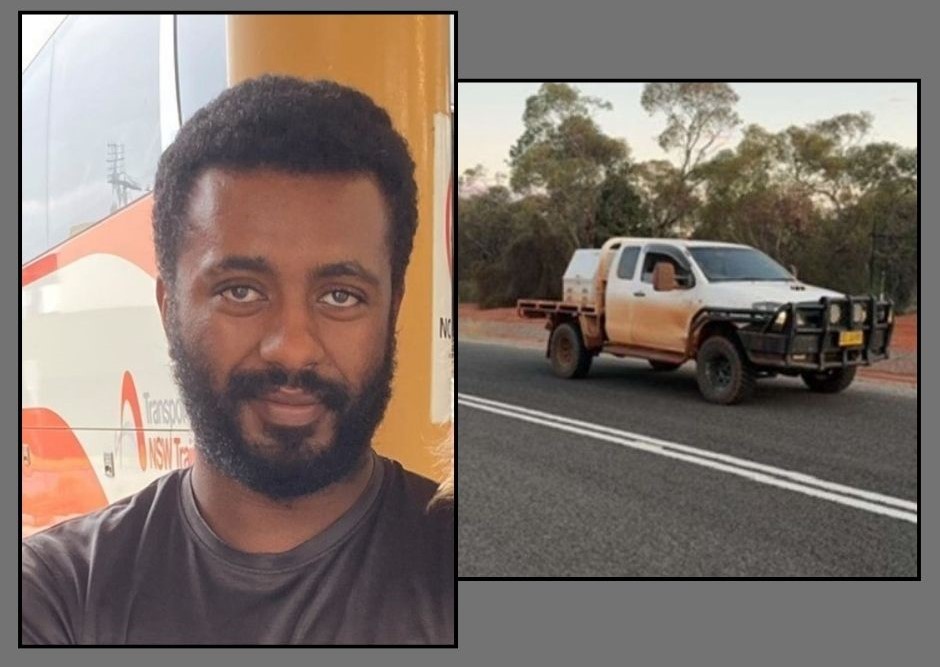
[{"left": 21, "top": 14, "right": 453, "bottom": 537}]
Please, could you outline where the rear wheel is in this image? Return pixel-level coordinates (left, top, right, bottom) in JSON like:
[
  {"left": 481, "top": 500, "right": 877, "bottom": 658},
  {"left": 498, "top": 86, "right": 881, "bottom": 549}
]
[
  {"left": 550, "top": 323, "right": 593, "bottom": 379},
  {"left": 649, "top": 360, "right": 682, "bottom": 372},
  {"left": 801, "top": 366, "right": 857, "bottom": 393},
  {"left": 696, "top": 336, "right": 755, "bottom": 405}
]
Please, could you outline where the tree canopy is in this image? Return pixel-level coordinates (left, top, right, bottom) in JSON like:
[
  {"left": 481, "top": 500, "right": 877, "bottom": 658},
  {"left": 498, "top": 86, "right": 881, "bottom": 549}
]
[{"left": 459, "top": 83, "right": 917, "bottom": 311}]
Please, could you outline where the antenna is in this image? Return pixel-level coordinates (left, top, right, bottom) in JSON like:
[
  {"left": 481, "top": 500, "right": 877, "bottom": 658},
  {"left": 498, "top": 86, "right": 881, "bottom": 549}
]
[{"left": 106, "top": 142, "right": 142, "bottom": 211}]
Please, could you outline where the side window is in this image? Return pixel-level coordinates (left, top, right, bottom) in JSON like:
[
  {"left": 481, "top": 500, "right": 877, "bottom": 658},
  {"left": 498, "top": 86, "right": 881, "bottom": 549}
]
[
  {"left": 616, "top": 246, "right": 640, "bottom": 280},
  {"left": 22, "top": 47, "right": 52, "bottom": 264},
  {"left": 176, "top": 15, "right": 228, "bottom": 123},
  {"left": 641, "top": 252, "right": 694, "bottom": 288},
  {"left": 47, "top": 15, "right": 161, "bottom": 249}
]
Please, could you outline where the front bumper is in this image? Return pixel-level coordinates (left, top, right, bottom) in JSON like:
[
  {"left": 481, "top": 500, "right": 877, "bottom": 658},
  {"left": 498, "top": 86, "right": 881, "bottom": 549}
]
[{"left": 735, "top": 296, "right": 895, "bottom": 371}]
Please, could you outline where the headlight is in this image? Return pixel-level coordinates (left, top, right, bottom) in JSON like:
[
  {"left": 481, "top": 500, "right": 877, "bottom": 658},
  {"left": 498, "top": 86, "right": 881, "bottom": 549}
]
[
  {"left": 773, "top": 310, "right": 788, "bottom": 329},
  {"left": 828, "top": 303, "right": 843, "bottom": 325},
  {"left": 852, "top": 303, "right": 867, "bottom": 324}
]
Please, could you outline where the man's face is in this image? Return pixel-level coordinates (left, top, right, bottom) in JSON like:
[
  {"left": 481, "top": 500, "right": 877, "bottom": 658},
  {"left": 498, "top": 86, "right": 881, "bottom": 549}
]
[{"left": 158, "top": 168, "right": 400, "bottom": 501}]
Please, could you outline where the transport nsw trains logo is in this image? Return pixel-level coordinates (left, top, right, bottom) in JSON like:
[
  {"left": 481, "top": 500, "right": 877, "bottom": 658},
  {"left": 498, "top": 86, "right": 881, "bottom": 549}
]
[{"left": 117, "top": 371, "right": 194, "bottom": 472}]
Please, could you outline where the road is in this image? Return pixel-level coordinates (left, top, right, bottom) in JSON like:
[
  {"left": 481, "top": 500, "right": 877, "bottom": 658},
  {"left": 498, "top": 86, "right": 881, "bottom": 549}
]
[{"left": 458, "top": 340, "right": 919, "bottom": 577}]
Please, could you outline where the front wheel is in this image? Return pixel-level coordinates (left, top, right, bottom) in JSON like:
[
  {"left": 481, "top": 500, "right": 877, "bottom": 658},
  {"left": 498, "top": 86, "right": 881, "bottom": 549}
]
[
  {"left": 696, "top": 336, "right": 755, "bottom": 405},
  {"left": 550, "top": 323, "right": 593, "bottom": 379},
  {"left": 801, "top": 366, "right": 857, "bottom": 393}
]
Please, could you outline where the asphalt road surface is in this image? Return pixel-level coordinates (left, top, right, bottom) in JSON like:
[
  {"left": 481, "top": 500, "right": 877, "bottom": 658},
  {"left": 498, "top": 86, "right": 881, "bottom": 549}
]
[{"left": 458, "top": 340, "right": 918, "bottom": 577}]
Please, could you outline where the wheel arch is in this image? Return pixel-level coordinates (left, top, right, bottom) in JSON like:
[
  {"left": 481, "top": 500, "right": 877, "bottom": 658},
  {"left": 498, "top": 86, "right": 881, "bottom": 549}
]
[{"left": 688, "top": 315, "right": 746, "bottom": 359}]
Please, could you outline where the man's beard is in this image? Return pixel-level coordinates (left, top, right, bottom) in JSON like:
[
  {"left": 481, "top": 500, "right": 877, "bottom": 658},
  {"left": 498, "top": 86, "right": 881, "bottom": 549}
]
[{"left": 165, "top": 309, "right": 395, "bottom": 502}]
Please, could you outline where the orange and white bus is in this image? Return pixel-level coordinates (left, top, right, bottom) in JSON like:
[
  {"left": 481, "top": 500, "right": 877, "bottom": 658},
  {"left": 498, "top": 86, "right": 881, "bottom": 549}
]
[{"left": 22, "top": 14, "right": 453, "bottom": 537}]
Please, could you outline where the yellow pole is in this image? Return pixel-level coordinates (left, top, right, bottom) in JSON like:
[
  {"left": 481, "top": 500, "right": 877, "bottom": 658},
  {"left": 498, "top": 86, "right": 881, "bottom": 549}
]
[{"left": 226, "top": 15, "right": 451, "bottom": 480}]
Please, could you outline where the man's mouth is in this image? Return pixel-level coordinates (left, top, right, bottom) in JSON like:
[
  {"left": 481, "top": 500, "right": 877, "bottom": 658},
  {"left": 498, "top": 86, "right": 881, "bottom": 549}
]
[{"left": 251, "top": 387, "right": 327, "bottom": 427}]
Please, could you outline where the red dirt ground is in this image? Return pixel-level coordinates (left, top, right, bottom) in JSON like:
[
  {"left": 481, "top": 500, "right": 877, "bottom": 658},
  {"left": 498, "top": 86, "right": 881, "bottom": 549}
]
[
  {"left": 890, "top": 313, "right": 916, "bottom": 353},
  {"left": 459, "top": 304, "right": 917, "bottom": 386}
]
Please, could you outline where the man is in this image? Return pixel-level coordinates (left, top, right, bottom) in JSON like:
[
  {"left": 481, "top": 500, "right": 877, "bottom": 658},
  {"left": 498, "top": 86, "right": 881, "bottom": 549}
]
[{"left": 22, "top": 76, "right": 454, "bottom": 645}]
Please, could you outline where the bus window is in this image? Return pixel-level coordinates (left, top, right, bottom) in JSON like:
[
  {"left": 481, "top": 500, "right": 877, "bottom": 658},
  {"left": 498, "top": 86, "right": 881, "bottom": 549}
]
[
  {"left": 22, "top": 46, "right": 52, "bottom": 263},
  {"left": 46, "top": 15, "right": 161, "bottom": 249},
  {"left": 176, "top": 15, "right": 228, "bottom": 123}
]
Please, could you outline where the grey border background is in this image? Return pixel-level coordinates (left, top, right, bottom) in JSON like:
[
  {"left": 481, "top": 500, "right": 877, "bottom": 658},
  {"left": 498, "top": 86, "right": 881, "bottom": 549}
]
[{"left": 9, "top": 0, "right": 932, "bottom": 664}]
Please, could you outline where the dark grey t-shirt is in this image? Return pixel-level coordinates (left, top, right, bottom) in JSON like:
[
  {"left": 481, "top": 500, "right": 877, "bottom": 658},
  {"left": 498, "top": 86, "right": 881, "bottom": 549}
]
[{"left": 22, "top": 455, "right": 454, "bottom": 645}]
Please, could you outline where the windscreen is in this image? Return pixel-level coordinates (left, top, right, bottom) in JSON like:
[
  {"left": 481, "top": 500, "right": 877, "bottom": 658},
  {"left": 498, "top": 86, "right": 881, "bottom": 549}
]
[{"left": 688, "top": 247, "right": 794, "bottom": 282}]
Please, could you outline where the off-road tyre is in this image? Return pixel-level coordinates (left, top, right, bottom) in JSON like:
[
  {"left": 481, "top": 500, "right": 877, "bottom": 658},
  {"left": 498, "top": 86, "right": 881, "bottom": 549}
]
[
  {"left": 550, "top": 322, "right": 593, "bottom": 379},
  {"left": 696, "top": 335, "right": 756, "bottom": 405}
]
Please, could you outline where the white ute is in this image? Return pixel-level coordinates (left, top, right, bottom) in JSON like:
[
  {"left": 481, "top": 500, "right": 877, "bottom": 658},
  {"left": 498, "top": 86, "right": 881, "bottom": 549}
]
[{"left": 518, "top": 237, "right": 895, "bottom": 404}]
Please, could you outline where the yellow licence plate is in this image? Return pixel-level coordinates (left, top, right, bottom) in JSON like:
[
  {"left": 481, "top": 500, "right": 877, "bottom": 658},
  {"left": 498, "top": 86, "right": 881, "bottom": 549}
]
[{"left": 839, "top": 330, "right": 864, "bottom": 347}]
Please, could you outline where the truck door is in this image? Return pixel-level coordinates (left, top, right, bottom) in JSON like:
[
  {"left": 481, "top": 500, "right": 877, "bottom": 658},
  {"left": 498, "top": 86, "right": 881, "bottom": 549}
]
[
  {"left": 603, "top": 245, "right": 642, "bottom": 345},
  {"left": 630, "top": 247, "right": 699, "bottom": 353}
]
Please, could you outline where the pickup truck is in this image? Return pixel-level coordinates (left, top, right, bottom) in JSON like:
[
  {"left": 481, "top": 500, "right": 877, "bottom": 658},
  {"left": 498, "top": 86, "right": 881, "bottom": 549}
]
[{"left": 517, "top": 237, "right": 894, "bottom": 404}]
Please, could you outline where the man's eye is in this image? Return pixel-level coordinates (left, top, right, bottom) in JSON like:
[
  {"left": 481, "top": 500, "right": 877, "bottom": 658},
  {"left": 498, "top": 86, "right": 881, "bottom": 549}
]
[
  {"left": 320, "top": 289, "right": 363, "bottom": 308},
  {"left": 221, "top": 286, "right": 264, "bottom": 303}
]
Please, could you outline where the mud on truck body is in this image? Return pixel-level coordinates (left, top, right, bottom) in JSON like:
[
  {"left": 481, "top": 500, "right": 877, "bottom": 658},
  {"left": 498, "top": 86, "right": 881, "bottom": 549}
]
[{"left": 517, "top": 237, "right": 895, "bottom": 404}]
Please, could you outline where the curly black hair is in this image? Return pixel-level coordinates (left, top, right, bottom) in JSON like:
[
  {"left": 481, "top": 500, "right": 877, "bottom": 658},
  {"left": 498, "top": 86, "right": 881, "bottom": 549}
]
[{"left": 153, "top": 75, "right": 418, "bottom": 292}]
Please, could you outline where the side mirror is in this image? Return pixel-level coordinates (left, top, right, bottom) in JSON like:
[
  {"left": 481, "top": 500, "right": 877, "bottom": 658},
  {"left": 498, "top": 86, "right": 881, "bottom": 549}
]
[{"left": 652, "top": 262, "right": 678, "bottom": 292}]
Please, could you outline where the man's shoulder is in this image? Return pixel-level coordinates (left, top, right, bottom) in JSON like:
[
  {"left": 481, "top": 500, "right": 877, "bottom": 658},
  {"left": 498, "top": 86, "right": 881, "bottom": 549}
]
[
  {"left": 23, "top": 469, "right": 187, "bottom": 573},
  {"left": 21, "top": 469, "right": 189, "bottom": 645},
  {"left": 373, "top": 456, "right": 453, "bottom": 589},
  {"left": 377, "top": 456, "right": 453, "bottom": 543}
]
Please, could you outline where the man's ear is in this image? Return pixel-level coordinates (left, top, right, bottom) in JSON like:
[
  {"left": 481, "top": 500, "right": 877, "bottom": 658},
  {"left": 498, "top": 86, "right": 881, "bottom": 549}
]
[{"left": 156, "top": 277, "right": 171, "bottom": 335}]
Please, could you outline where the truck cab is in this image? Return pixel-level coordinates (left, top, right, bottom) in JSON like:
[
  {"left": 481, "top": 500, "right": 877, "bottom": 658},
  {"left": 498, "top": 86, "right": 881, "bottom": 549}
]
[{"left": 606, "top": 241, "right": 698, "bottom": 353}]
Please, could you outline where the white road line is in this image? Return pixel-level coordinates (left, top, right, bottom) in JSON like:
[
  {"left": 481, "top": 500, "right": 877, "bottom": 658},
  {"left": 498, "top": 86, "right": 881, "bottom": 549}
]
[
  {"left": 460, "top": 393, "right": 915, "bottom": 511},
  {"left": 458, "top": 393, "right": 918, "bottom": 524}
]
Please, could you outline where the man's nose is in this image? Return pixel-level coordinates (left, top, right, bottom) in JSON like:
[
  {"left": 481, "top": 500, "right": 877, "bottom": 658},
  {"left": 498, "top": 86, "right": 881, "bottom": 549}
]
[{"left": 258, "top": 303, "right": 325, "bottom": 370}]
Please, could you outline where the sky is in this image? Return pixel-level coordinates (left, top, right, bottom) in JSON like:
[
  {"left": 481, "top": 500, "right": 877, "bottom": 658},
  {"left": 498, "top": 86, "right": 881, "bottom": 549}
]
[{"left": 458, "top": 81, "right": 918, "bottom": 183}]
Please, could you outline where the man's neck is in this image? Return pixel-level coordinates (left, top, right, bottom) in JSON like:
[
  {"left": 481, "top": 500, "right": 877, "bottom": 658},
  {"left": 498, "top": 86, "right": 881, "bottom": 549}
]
[{"left": 189, "top": 452, "right": 375, "bottom": 554}]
